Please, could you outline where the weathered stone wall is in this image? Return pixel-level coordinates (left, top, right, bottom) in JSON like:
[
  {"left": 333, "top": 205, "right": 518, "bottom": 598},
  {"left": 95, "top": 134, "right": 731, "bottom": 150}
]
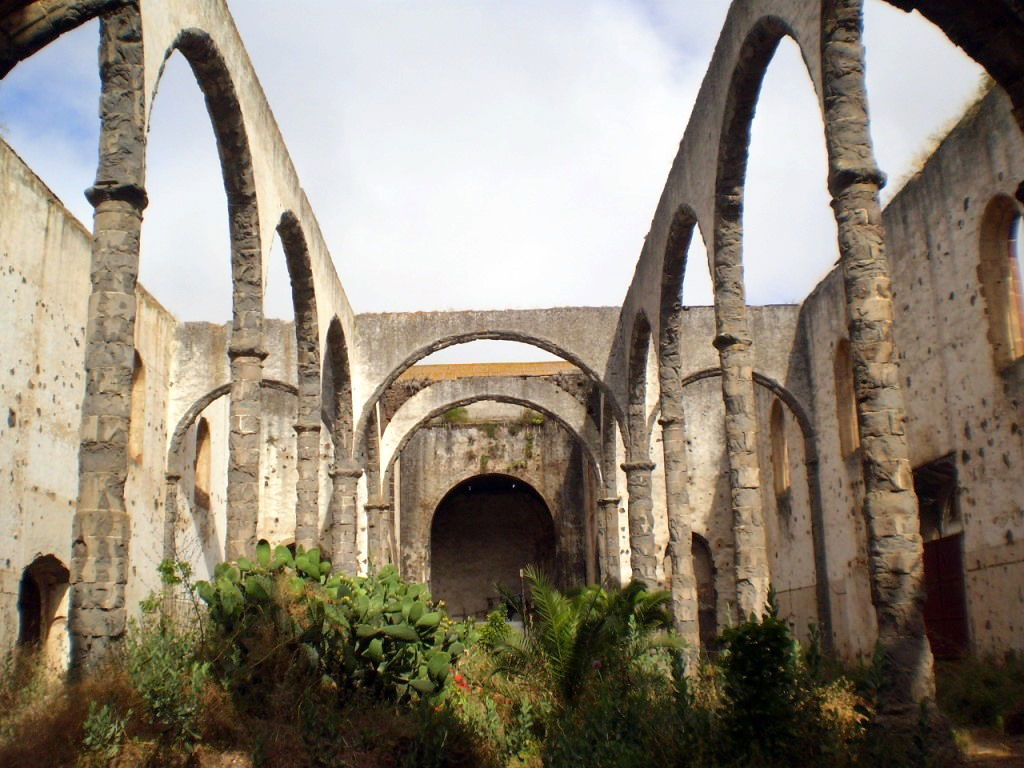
[
  {"left": 0, "top": 137, "right": 177, "bottom": 661},
  {"left": 397, "top": 406, "right": 596, "bottom": 595},
  {"left": 800, "top": 86, "right": 1024, "bottom": 657}
]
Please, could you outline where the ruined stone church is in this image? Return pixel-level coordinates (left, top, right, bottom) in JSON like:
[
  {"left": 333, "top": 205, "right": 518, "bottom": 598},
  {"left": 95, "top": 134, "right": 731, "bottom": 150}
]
[{"left": 2, "top": 0, "right": 1023, "bottom": 718}]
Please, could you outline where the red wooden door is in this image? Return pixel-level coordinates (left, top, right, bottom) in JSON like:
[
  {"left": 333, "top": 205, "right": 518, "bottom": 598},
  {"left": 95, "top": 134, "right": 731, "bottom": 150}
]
[{"left": 922, "top": 533, "right": 969, "bottom": 659}]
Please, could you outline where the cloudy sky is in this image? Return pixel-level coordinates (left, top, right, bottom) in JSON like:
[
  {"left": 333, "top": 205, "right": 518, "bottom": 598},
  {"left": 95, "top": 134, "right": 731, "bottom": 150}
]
[{"left": 0, "top": 0, "right": 985, "bottom": 363}]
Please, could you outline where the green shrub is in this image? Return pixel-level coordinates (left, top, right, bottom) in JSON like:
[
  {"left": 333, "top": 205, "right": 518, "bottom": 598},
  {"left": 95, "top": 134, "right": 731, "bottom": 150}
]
[
  {"left": 718, "top": 595, "right": 801, "bottom": 763},
  {"left": 80, "top": 701, "right": 129, "bottom": 762},
  {"left": 196, "top": 542, "right": 468, "bottom": 706}
]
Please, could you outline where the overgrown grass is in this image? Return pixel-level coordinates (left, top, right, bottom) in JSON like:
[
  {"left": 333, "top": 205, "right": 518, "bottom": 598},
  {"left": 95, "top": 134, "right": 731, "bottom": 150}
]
[
  {"left": 0, "top": 558, "right": 979, "bottom": 767},
  {"left": 935, "top": 653, "right": 1024, "bottom": 732}
]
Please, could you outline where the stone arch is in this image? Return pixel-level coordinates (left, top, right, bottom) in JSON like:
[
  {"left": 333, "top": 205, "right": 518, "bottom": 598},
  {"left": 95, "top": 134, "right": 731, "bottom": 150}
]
[
  {"left": 711, "top": 14, "right": 826, "bottom": 620},
  {"left": 429, "top": 472, "right": 557, "bottom": 618},
  {"left": 149, "top": 28, "right": 262, "bottom": 340},
  {"left": 676, "top": 366, "right": 832, "bottom": 646},
  {"left": 148, "top": 27, "right": 263, "bottom": 561},
  {"left": 0, "top": 0, "right": 127, "bottom": 78},
  {"left": 275, "top": 211, "right": 321, "bottom": 548},
  {"left": 354, "top": 331, "right": 627, "bottom": 461},
  {"left": 162, "top": 378, "right": 297, "bottom": 566},
  {"left": 166, "top": 378, "right": 297, "bottom": 474},
  {"left": 622, "top": 310, "right": 659, "bottom": 586},
  {"left": 656, "top": 206, "right": 705, "bottom": 638},
  {"left": 380, "top": 389, "right": 603, "bottom": 493}
]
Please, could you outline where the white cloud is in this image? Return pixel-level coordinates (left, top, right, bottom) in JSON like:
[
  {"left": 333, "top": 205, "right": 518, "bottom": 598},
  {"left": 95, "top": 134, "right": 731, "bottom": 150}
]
[{"left": 0, "top": 1, "right": 990, "bottom": 340}]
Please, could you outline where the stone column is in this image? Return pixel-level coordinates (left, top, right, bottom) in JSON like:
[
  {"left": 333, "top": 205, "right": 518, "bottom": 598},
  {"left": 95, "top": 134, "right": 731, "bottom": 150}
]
[
  {"left": 70, "top": 5, "right": 146, "bottom": 670},
  {"left": 822, "top": 0, "right": 933, "bottom": 715},
  {"left": 329, "top": 462, "right": 362, "bottom": 574},
  {"left": 293, "top": 420, "right": 321, "bottom": 550},
  {"left": 162, "top": 474, "right": 180, "bottom": 564},
  {"left": 364, "top": 499, "right": 391, "bottom": 573},
  {"left": 225, "top": 345, "right": 265, "bottom": 561},
  {"left": 659, "top": 416, "right": 699, "bottom": 645},
  {"left": 621, "top": 461, "right": 658, "bottom": 586},
  {"left": 597, "top": 496, "right": 621, "bottom": 585},
  {"left": 712, "top": 268, "right": 769, "bottom": 619}
]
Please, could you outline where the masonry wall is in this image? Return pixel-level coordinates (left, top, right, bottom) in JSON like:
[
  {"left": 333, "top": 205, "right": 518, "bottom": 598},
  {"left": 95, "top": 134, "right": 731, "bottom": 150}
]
[
  {"left": 397, "top": 407, "right": 596, "bottom": 600},
  {"left": 0, "top": 138, "right": 179, "bottom": 662},
  {"left": 800, "top": 86, "right": 1024, "bottom": 657}
]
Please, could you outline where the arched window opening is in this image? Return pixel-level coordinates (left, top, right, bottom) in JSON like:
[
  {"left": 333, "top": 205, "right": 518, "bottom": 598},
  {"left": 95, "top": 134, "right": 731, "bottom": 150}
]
[
  {"left": 129, "top": 351, "right": 145, "bottom": 462},
  {"left": 430, "top": 473, "right": 555, "bottom": 619},
  {"left": 770, "top": 398, "right": 790, "bottom": 499},
  {"left": 834, "top": 339, "right": 860, "bottom": 458},
  {"left": 194, "top": 417, "right": 212, "bottom": 511},
  {"left": 978, "top": 196, "right": 1024, "bottom": 370},
  {"left": 692, "top": 534, "right": 717, "bottom": 652},
  {"left": 17, "top": 556, "right": 70, "bottom": 652}
]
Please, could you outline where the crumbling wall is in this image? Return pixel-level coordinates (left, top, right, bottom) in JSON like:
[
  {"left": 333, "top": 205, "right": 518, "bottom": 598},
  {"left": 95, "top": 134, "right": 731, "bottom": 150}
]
[{"left": 397, "top": 407, "right": 595, "bottom": 595}]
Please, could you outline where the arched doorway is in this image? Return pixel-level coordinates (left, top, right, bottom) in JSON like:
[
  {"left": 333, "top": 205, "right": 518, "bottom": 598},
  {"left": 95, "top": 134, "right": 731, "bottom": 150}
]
[{"left": 430, "top": 473, "right": 555, "bottom": 619}]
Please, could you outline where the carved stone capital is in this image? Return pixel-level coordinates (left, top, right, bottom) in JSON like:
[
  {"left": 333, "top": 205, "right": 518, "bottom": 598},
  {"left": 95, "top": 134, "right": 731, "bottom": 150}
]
[
  {"left": 621, "top": 461, "right": 656, "bottom": 473},
  {"left": 330, "top": 463, "right": 364, "bottom": 480},
  {"left": 227, "top": 344, "right": 269, "bottom": 361},
  {"left": 85, "top": 181, "right": 148, "bottom": 210}
]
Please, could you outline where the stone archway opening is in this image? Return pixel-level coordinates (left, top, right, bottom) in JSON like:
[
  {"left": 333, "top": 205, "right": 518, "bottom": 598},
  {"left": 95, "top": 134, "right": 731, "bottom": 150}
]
[{"left": 430, "top": 473, "right": 555, "bottom": 619}]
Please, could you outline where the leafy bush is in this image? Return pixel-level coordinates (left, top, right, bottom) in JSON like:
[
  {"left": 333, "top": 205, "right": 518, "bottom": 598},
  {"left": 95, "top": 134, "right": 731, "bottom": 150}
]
[
  {"left": 196, "top": 541, "right": 468, "bottom": 705},
  {"left": 80, "top": 701, "right": 129, "bottom": 762}
]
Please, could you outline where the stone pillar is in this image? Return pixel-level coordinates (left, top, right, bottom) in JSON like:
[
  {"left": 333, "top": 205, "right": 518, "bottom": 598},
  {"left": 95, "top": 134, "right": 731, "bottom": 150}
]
[
  {"left": 329, "top": 462, "right": 362, "bottom": 574},
  {"left": 621, "top": 461, "right": 657, "bottom": 586},
  {"left": 70, "top": 5, "right": 146, "bottom": 670},
  {"left": 659, "top": 416, "right": 699, "bottom": 645},
  {"left": 162, "top": 474, "right": 180, "bottom": 564},
  {"left": 364, "top": 500, "right": 391, "bottom": 573},
  {"left": 293, "top": 420, "right": 321, "bottom": 550},
  {"left": 712, "top": 278, "right": 769, "bottom": 619},
  {"left": 225, "top": 345, "right": 266, "bottom": 561},
  {"left": 803, "top": 447, "right": 835, "bottom": 653},
  {"left": 822, "top": 0, "right": 933, "bottom": 715},
  {"left": 597, "top": 497, "right": 621, "bottom": 585}
]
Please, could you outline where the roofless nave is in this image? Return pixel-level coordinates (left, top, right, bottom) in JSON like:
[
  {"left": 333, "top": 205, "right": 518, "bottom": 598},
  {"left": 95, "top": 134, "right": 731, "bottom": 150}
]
[{"left": 2, "top": 0, "right": 1024, "bottom": 727}]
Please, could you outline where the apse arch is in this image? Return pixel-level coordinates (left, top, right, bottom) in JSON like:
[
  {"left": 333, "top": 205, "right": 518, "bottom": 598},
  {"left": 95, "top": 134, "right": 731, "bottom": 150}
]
[
  {"left": 354, "top": 331, "right": 627, "bottom": 461},
  {"left": 429, "top": 472, "right": 557, "bottom": 619},
  {"left": 380, "top": 393, "right": 603, "bottom": 494}
]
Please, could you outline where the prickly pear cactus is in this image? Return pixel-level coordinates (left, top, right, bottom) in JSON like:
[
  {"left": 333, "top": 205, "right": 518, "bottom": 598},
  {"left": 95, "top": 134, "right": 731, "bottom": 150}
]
[{"left": 195, "top": 542, "right": 467, "bottom": 704}]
